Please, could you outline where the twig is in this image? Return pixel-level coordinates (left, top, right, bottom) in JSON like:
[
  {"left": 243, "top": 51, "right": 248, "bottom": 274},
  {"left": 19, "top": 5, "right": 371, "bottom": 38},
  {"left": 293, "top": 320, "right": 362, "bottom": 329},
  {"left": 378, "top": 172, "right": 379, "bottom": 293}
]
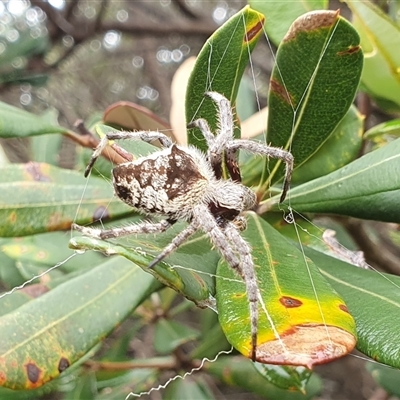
[
  {"left": 84, "top": 356, "right": 177, "bottom": 371},
  {"left": 323, "top": 229, "right": 369, "bottom": 269},
  {"left": 172, "top": 0, "right": 199, "bottom": 19}
]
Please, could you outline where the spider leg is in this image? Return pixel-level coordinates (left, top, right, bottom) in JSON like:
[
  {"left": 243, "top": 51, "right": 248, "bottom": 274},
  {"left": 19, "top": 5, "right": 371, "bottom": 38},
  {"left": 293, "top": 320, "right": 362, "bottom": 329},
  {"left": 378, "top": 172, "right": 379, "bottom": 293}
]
[
  {"left": 223, "top": 220, "right": 259, "bottom": 362},
  {"left": 205, "top": 92, "right": 243, "bottom": 181},
  {"left": 190, "top": 92, "right": 237, "bottom": 180},
  {"left": 227, "top": 140, "right": 294, "bottom": 203},
  {"left": 191, "top": 205, "right": 261, "bottom": 358},
  {"left": 188, "top": 117, "right": 223, "bottom": 179},
  {"left": 84, "top": 130, "right": 173, "bottom": 177},
  {"left": 73, "top": 219, "right": 173, "bottom": 240},
  {"left": 147, "top": 220, "right": 200, "bottom": 268}
]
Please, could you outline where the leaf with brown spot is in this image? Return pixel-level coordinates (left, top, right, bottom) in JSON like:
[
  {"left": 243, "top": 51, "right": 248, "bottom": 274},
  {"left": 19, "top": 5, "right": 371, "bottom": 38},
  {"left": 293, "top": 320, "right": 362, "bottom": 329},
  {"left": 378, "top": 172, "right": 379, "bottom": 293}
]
[
  {"left": 0, "top": 257, "right": 158, "bottom": 389},
  {"left": 260, "top": 10, "right": 363, "bottom": 193},
  {"left": 186, "top": 6, "right": 265, "bottom": 152},
  {"left": 216, "top": 213, "right": 356, "bottom": 367},
  {"left": 0, "top": 163, "right": 132, "bottom": 237}
]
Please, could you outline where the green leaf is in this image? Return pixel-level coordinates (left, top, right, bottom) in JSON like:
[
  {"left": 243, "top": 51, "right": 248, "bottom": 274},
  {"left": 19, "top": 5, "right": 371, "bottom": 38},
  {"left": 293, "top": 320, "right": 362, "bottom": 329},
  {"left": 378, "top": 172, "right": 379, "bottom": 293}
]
[
  {"left": 206, "top": 356, "right": 322, "bottom": 399},
  {"left": 364, "top": 118, "right": 400, "bottom": 143},
  {"left": 347, "top": 0, "right": 400, "bottom": 110},
  {"left": 186, "top": 5, "right": 265, "bottom": 151},
  {"left": 154, "top": 319, "right": 199, "bottom": 355},
  {"left": 164, "top": 378, "right": 215, "bottom": 400},
  {"left": 1, "top": 232, "right": 103, "bottom": 274},
  {"left": 31, "top": 134, "right": 63, "bottom": 165},
  {"left": 249, "top": 0, "right": 328, "bottom": 45},
  {"left": 280, "top": 138, "right": 400, "bottom": 223},
  {"left": 95, "top": 369, "right": 158, "bottom": 400},
  {"left": 216, "top": 213, "right": 356, "bottom": 366},
  {"left": 0, "top": 105, "right": 65, "bottom": 138},
  {"left": 191, "top": 309, "right": 230, "bottom": 359},
  {"left": 0, "top": 162, "right": 131, "bottom": 236},
  {"left": 366, "top": 363, "right": 400, "bottom": 397},
  {"left": 253, "top": 364, "right": 312, "bottom": 392},
  {"left": 70, "top": 222, "right": 219, "bottom": 306},
  {"left": 291, "top": 105, "right": 363, "bottom": 184},
  {"left": 0, "top": 257, "right": 159, "bottom": 389},
  {"left": 0, "top": 27, "right": 48, "bottom": 70},
  {"left": 306, "top": 247, "right": 400, "bottom": 368},
  {"left": 263, "top": 10, "right": 363, "bottom": 191}
]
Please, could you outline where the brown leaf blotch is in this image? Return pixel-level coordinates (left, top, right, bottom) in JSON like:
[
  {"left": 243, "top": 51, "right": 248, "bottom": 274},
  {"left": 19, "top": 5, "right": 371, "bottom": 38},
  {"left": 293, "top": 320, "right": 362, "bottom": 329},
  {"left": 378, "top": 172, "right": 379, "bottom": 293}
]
[
  {"left": 270, "top": 79, "right": 292, "bottom": 104},
  {"left": 25, "top": 162, "right": 51, "bottom": 182},
  {"left": 339, "top": 304, "right": 350, "bottom": 314},
  {"left": 279, "top": 296, "right": 303, "bottom": 308},
  {"left": 283, "top": 10, "right": 340, "bottom": 43},
  {"left": 20, "top": 283, "right": 49, "bottom": 298},
  {"left": 244, "top": 19, "right": 264, "bottom": 43},
  {"left": 337, "top": 45, "right": 361, "bottom": 56},
  {"left": 58, "top": 357, "right": 70, "bottom": 373},
  {"left": 0, "top": 371, "right": 6, "bottom": 385},
  {"left": 25, "top": 362, "right": 41, "bottom": 383}
]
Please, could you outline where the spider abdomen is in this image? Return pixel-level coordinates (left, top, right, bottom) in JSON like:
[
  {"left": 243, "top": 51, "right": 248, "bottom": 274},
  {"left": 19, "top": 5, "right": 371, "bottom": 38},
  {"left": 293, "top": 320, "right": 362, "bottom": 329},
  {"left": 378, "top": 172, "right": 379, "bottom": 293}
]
[{"left": 112, "top": 144, "right": 213, "bottom": 219}]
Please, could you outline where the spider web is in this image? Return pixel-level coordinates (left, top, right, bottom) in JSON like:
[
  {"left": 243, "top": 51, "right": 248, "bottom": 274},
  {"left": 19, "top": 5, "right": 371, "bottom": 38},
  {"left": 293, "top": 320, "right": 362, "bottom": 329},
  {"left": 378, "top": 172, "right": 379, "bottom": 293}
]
[{"left": 0, "top": 3, "right": 398, "bottom": 399}]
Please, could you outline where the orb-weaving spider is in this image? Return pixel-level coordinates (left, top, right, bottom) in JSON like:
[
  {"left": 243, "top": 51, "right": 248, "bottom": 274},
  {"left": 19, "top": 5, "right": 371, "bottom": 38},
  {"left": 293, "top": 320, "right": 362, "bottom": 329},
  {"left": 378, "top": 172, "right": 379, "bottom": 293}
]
[{"left": 73, "top": 92, "right": 294, "bottom": 361}]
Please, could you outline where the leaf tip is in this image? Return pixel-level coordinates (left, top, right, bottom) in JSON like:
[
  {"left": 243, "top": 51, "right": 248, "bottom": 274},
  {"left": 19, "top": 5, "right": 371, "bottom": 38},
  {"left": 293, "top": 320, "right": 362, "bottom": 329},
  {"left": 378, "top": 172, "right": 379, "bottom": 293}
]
[
  {"left": 253, "top": 325, "right": 356, "bottom": 367},
  {"left": 283, "top": 10, "right": 340, "bottom": 42}
]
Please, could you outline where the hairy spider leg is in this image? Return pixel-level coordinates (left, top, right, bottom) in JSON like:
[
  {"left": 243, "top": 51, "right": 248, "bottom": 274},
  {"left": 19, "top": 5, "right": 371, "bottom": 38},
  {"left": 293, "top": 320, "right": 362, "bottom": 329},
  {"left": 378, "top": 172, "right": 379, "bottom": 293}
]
[
  {"left": 223, "top": 220, "right": 259, "bottom": 361},
  {"left": 206, "top": 92, "right": 242, "bottom": 182},
  {"left": 187, "top": 117, "right": 224, "bottom": 179},
  {"left": 72, "top": 219, "right": 173, "bottom": 240},
  {"left": 193, "top": 92, "right": 294, "bottom": 203},
  {"left": 84, "top": 130, "right": 173, "bottom": 177},
  {"left": 227, "top": 140, "right": 294, "bottom": 203},
  {"left": 148, "top": 204, "right": 244, "bottom": 271},
  {"left": 147, "top": 220, "right": 199, "bottom": 268},
  {"left": 189, "top": 92, "right": 241, "bottom": 181}
]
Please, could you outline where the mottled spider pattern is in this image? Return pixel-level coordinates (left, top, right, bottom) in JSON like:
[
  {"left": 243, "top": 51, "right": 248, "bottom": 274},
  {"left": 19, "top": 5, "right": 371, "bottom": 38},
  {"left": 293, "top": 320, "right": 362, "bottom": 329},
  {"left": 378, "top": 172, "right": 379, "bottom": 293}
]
[{"left": 73, "top": 92, "right": 294, "bottom": 361}]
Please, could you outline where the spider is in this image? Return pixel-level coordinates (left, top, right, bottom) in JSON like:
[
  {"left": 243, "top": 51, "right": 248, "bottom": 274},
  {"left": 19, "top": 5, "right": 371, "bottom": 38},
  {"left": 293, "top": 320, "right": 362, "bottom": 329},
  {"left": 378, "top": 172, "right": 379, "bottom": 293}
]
[{"left": 73, "top": 92, "right": 294, "bottom": 361}]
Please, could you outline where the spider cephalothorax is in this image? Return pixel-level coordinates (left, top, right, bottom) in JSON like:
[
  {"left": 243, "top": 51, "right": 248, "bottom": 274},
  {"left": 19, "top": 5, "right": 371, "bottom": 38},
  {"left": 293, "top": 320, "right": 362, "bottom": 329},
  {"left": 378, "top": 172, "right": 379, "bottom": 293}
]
[{"left": 73, "top": 92, "right": 293, "bottom": 361}]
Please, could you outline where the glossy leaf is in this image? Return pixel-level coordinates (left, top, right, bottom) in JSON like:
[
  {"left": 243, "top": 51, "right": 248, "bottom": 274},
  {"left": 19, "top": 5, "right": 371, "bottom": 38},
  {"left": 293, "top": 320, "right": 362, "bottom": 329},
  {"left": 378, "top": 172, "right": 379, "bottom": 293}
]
[
  {"left": 206, "top": 356, "right": 322, "bottom": 399},
  {"left": 0, "top": 257, "right": 159, "bottom": 389},
  {"left": 306, "top": 247, "right": 400, "bottom": 368},
  {"left": 216, "top": 213, "right": 356, "bottom": 367},
  {"left": 279, "top": 138, "right": 400, "bottom": 222},
  {"left": 186, "top": 5, "right": 264, "bottom": 151},
  {"left": 263, "top": 10, "right": 363, "bottom": 191},
  {"left": 291, "top": 105, "right": 363, "bottom": 184},
  {"left": 0, "top": 162, "right": 131, "bottom": 236},
  {"left": 250, "top": 0, "right": 328, "bottom": 45},
  {"left": 0, "top": 104, "right": 65, "bottom": 138},
  {"left": 70, "top": 222, "right": 219, "bottom": 306},
  {"left": 347, "top": 0, "right": 400, "bottom": 110}
]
